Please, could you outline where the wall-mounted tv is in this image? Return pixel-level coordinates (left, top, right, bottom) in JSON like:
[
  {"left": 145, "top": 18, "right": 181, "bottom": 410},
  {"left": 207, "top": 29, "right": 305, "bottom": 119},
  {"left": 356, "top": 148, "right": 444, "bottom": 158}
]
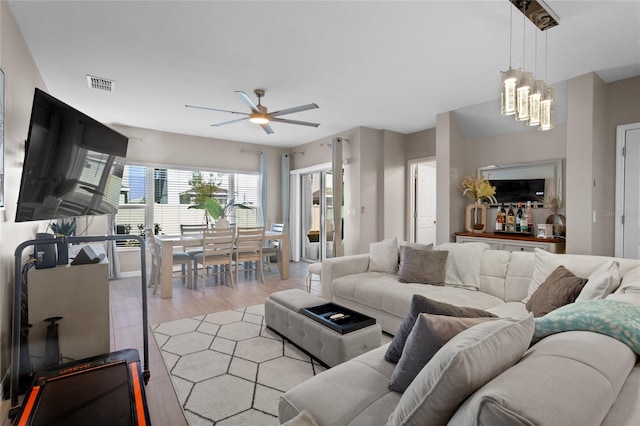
[
  {"left": 492, "top": 179, "right": 545, "bottom": 205},
  {"left": 15, "top": 88, "right": 128, "bottom": 222}
]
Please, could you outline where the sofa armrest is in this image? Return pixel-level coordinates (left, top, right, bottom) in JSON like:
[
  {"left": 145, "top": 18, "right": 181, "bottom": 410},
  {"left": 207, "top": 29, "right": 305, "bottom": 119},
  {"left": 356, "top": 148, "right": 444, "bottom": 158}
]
[{"left": 321, "top": 254, "right": 370, "bottom": 301}]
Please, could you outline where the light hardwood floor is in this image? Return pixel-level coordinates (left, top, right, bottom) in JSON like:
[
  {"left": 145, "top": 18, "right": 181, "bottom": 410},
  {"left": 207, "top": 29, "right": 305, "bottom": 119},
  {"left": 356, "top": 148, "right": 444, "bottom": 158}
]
[{"left": 110, "top": 261, "right": 319, "bottom": 426}]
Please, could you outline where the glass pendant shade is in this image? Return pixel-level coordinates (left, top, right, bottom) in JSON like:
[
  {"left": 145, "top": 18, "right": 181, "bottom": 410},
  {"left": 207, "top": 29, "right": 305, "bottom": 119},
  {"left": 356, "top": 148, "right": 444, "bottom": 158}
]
[
  {"left": 539, "top": 87, "right": 555, "bottom": 131},
  {"left": 501, "top": 67, "right": 522, "bottom": 116},
  {"left": 516, "top": 72, "right": 534, "bottom": 121},
  {"left": 527, "top": 80, "right": 546, "bottom": 126}
]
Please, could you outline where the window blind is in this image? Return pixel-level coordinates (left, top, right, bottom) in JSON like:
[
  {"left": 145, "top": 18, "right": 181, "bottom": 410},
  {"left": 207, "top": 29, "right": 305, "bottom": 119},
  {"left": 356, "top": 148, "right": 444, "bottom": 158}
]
[{"left": 116, "top": 166, "right": 260, "bottom": 244}]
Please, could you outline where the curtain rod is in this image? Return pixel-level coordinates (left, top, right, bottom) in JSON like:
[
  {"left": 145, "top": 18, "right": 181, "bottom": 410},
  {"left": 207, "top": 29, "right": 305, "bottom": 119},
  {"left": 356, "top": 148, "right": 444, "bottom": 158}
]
[
  {"left": 291, "top": 151, "right": 305, "bottom": 156},
  {"left": 321, "top": 138, "right": 350, "bottom": 147},
  {"left": 240, "top": 149, "right": 263, "bottom": 154}
]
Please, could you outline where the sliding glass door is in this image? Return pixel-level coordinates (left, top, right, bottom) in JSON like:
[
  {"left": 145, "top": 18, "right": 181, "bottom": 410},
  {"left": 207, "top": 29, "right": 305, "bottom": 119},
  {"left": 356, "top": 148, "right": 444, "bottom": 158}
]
[{"left": 300, "top": 170, "right": 334, "bottom": 262}]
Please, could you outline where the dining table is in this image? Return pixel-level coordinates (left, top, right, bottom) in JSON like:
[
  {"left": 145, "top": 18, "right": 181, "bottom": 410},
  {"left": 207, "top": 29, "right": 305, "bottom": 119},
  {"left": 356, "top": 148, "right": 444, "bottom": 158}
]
[{"left": 154, "top": 230, "right": 290, "bottom": 299}]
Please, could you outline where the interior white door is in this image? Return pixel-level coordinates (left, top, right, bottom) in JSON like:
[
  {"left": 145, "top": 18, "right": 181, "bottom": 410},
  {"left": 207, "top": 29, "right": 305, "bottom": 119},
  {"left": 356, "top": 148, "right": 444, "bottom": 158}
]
[
  {"left": 622, "top": 127, "right": 640, "bottom": 259},
  {"left": 416, "top": 161, "right": 437, "bottom": 245}
]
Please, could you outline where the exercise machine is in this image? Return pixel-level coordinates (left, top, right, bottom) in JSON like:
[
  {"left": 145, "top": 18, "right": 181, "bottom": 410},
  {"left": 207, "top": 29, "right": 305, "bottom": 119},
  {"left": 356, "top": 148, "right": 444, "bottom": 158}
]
[{"left": 9, "top": 235, "right": 150, "bottom": 424}]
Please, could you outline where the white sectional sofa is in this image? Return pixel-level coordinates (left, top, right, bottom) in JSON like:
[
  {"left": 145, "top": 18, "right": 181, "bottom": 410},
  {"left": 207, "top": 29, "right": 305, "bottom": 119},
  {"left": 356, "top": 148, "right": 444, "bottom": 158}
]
[{"left": 279, "top": 244, "right": 640, "bottom": 425}]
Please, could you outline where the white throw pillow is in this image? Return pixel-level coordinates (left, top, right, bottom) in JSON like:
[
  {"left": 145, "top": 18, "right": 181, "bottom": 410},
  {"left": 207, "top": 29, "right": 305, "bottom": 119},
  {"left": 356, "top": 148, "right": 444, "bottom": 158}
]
[
  {"left": 369, "top": 238, "right": 399, "bottom": 274},
  {"left": 617, "top": 265, "right": 640, "bottom": 294},
  {"left": 576, "top": 261, "right": 620, "bottom": 301},
  {"left": 386, "top": 315, "right": 534, "bottom": 426},
  {"left": 434, "top": 242, "right": 489, "bottom": 290},
  {"left": 523, "top": 249, "right": 609, "bottom": 303}
]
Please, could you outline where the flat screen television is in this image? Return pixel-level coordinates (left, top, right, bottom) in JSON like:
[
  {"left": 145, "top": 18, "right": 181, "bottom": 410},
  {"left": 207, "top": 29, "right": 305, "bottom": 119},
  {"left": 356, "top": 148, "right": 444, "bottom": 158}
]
[
  {"left": 492, "top": 178, "right": 545, "bottom": 205},
  {"left": 15, "top": 88, "right": 128, "bottom": 222}
]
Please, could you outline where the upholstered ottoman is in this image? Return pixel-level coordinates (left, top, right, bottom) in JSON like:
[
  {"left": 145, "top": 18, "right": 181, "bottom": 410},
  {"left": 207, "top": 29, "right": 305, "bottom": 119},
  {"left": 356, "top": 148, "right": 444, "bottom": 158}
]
[{"left": 265, "top": 289, "right": 382, "bottom": 367}]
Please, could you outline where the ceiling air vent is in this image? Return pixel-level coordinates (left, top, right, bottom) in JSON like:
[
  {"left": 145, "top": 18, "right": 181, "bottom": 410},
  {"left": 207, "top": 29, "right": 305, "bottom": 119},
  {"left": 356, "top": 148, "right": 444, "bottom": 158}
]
[{"left": 86, "top": 75, "right": 114, "bottom": 92}]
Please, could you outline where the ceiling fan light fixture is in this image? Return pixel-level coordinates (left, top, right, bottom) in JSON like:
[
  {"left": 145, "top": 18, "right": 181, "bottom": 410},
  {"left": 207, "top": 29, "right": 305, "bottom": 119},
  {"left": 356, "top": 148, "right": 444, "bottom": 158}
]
[{"left": 249, "top": 113, "right": 270, "bottom": 125}]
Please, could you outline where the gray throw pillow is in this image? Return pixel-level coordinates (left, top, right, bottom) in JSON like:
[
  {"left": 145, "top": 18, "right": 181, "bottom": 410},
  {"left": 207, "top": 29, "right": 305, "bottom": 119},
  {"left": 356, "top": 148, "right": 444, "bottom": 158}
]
[
  {"left": 384, "top": 295, "right": 497, "bottom": 363},
  {"left": 389, "top": 314, "right": 494, "bottom": 392},
  {"left": 398, "top": 246, "right": 448, "bottom": 285},
  {"left": 387, "top": 315, "right": 535, "bottom": 426},
  {"left": 525, "top": 265, "right": 588, "bottom": 317}
]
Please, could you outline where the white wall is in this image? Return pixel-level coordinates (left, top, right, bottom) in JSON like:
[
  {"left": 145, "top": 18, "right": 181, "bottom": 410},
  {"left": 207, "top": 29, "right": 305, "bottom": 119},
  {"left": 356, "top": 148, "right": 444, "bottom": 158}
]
[
  {"left": 359, "top": 127, "right": 384, "bottom": 249},
  {"left": 382, "top": 130, "right": 406, "bottom": 240},
  {"left": 406, "top": 128, "right": 436, "bottom": 161},
  {"left": 566, "top": 73, "right": 600, "bottom": 254},
  {"left": 0, "top": 1, "right": 49, "bottom": 383},
  {"left": 435, "top": 112, "right": 466, "bottom": 243}
]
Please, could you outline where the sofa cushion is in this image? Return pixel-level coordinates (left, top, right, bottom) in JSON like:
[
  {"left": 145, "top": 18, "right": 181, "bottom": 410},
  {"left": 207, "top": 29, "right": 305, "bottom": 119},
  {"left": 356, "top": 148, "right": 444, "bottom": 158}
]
[
  {"left": 370, "top": 238, "right": 399, "bottom": 274},
  {"left": 504, "top": 251, "right": 535, "bottom": 302},
  {"left": 434, "top": 242, "right": 489, "bottom": 290},
  {"left": 449, "top": 331, "right": 636, "bottom": 426},
  {"left": 576, "top": 260, "right": 620, "bottom": 301},
  {"left": 533, "top": 299, "right": 640, "bottom": 354},
  {"left": 398, "top": 242, "right": 433, "bottom": 261},
  {"left": 282, "top": 410, "right": 319, "bottom": 426},
  {"left": 525, "top": 265, "right": 588, "bottom": 317},
  {"left": 279, "top": 345, "right": 401, "bottom": 425},
  {"left": 388, "top": 314, "right": 493, "bottom": 392},
  {"left": 397, "top": 247, "right": 448, "bottom": 285},
  {"left": 387, "top": 315, "right": 534, "bottom": 426},
  {"left": 525, "top": 248, "right": 609, "bottom": 302},
  {"left": 485, "top": 301, "right": 529, "bottom": 318},
  {"left": 384, "top": 294, "right": 497, "bottom": 363},
  {"left": 478, "top": 250, "right": 511, "bottom": 300}
]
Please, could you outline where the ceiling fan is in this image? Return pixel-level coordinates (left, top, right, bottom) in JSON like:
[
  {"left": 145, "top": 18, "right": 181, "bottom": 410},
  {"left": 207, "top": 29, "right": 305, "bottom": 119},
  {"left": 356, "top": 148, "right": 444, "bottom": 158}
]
[{"left": 186, "top": 89, "right": 320, "bottom": 134}]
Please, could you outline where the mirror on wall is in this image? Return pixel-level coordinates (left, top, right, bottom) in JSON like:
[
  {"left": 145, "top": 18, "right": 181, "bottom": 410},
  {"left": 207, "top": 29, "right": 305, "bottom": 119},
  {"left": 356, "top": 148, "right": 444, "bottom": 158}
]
[{"left": 478, "top": 159, "right": 563, "bottom": 206}]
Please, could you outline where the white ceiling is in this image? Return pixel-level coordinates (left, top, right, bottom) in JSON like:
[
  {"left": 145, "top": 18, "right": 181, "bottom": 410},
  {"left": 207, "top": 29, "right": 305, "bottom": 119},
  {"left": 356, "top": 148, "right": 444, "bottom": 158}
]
[{"left": 7, "top": 1, "right": 640, "bottom": 148}]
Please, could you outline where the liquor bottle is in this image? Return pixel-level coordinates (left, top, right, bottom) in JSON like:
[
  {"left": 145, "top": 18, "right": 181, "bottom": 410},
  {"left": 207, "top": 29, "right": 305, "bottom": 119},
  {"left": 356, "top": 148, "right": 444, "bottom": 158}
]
[
  {"left": 516, "top": 202, "right": 523, "bottom": 232},
  {"left": 521, "top": 207, "right": 529, "bottom": 233},
  {"left": 495, "top": 207, "right": 504, "bottom": 232},
  {"left": 506, "top": 204, "right": 515, "bottom": 232},
  {"left": 526, "top": 201, "right": 533, "bottom": 231}
]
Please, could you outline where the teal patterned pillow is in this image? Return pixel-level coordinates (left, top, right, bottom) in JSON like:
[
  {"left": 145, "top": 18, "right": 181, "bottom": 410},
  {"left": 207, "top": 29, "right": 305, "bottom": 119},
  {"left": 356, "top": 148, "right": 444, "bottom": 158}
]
[{"left": 533, "top": 299, "right": 640, "bottom": 355}]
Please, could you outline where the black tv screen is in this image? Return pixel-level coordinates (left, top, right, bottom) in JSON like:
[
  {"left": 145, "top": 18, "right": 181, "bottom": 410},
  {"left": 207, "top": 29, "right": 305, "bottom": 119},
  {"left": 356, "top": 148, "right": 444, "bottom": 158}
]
[
  {"left": 16, "top": 89, "right": 128, "bottom": 222},
  {"left": 492, "top": 179, "right": 545, "bottom": 204}
]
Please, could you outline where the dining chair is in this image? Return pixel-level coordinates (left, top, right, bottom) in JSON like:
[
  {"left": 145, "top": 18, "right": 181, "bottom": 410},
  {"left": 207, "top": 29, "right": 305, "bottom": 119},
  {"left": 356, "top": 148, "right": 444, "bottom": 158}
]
[
  {"left": 233, "top": 226, "right": 266, "bottom": 283},
  {"left": 180, "top": 223, "right": 209, "bottom": 265},
  {"left": 262, "top": 223, "right": 284, "bottom": 272},
  {"left": 192, "top": 228, "right": 235, "bottom": 292},
  {"left": 146, "top": 228, "right": 193, "bottom": 295}
]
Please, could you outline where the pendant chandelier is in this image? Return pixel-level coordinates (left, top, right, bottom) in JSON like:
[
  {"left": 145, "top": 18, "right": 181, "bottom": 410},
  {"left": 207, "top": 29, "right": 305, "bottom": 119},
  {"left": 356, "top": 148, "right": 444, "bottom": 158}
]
[{"left": 500, "top": 0, "right": 558, "bottom": 131}]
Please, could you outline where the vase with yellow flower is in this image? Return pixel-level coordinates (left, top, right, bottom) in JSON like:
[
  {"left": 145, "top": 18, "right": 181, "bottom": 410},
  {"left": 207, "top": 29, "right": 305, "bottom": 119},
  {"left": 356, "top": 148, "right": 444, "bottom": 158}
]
[
  {"left": 544, "top": 194, "right": 565, "bottom": 236},
  {"left": 461, "top": 175, "right": 498, "bottom": 233}
]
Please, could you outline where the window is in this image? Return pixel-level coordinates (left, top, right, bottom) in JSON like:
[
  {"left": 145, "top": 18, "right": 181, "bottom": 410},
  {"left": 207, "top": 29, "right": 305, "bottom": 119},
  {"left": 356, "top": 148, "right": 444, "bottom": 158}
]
[
  {"left": 116, "top": 165, "right": 259, "bottom": 245},
  {"left": 116, "top": 165, "right": 148, "bottom": 245}
]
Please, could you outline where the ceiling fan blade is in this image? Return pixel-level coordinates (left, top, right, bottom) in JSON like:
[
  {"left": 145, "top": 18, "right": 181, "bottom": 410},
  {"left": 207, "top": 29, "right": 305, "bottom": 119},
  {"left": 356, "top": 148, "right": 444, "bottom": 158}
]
[
  {"left": 211, "top": 117, "right": 249, "bottom": 127},
  {"left": 185, "top": 104, "right": 248, "bottom": 115},
  {"left": 269, "top": 103, "right": 319, "bottom": 117},
  {"left": 260, "top": 123, "right": 275, "bottom": 134},
  {"left": 235, "top": 91, "right": 260, "bottom": 113},
  {"left": 269, "top": 117, "right": 320, "bottom": 128}
]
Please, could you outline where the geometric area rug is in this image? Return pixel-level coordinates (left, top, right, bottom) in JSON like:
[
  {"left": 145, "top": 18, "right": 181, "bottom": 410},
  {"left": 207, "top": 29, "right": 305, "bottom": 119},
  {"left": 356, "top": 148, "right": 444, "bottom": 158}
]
[{"left": 152, "top": 304, "right": 327, "bottom": 425}]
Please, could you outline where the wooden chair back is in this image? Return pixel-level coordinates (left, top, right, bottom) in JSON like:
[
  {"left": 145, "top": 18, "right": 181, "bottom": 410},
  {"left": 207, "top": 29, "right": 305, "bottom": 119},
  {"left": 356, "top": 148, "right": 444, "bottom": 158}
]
[
  {"left": 180, "top": 224, "right": 209, "bottom": 235},
  {"left": 201, "top": 228, "right": 235, "bottom": 262},
  {"left": 235, "top": 226, "right": 265, "bottom": 262}
]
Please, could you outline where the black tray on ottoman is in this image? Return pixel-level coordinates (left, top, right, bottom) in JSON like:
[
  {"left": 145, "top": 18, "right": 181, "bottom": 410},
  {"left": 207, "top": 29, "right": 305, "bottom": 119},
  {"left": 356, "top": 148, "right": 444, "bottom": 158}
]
[{"left": 300, "top": 303, "right": 376, "bottom": 334}]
